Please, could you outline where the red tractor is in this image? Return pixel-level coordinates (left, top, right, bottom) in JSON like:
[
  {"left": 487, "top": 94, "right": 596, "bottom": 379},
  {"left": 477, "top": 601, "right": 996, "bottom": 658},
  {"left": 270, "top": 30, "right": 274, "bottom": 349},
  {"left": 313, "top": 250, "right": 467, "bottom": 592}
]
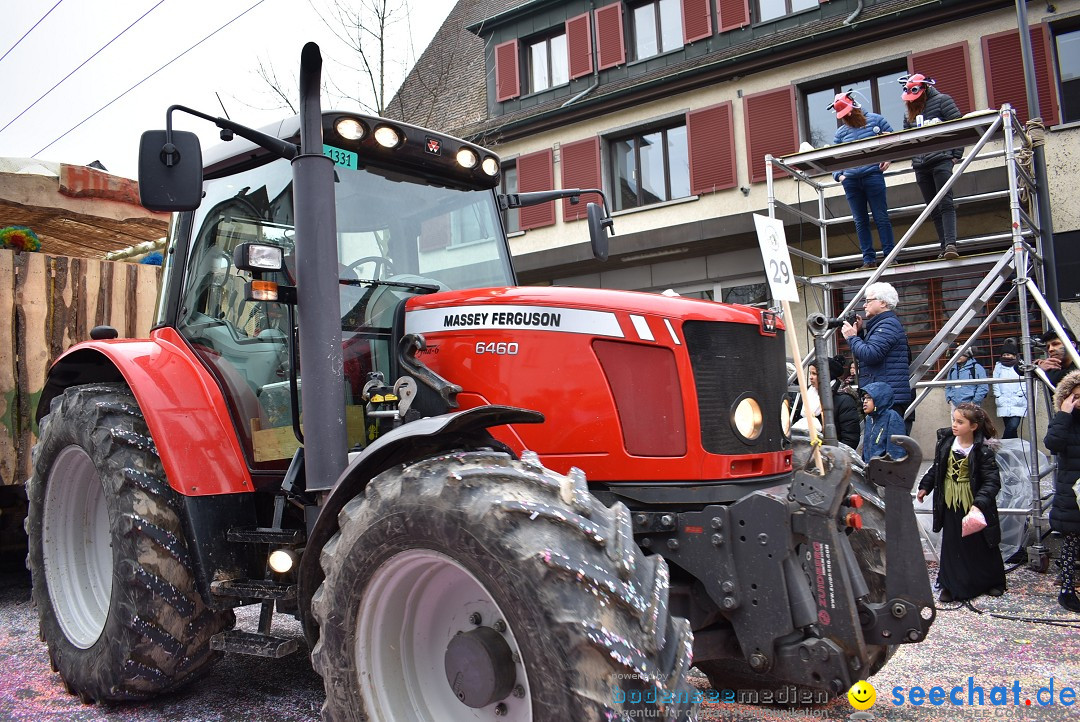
[{"left": 26, "top": 45, "right": 933, "bottom": 721}]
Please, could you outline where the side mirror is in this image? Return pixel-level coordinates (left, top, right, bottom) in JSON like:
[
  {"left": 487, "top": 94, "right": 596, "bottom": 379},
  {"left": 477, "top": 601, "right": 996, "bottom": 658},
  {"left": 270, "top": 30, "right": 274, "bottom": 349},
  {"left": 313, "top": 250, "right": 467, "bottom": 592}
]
[
  {"left": 138, "top": 130, "right": 203, "bottom": 211},
  {"left": 587, "top": 202, "right": 613, "bottom": 261}
]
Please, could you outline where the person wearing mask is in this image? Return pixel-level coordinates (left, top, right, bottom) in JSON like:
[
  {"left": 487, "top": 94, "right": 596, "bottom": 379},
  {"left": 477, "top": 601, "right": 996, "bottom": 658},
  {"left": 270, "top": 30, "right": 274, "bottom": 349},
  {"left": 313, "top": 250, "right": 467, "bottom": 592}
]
[
  {"left": 945, "top": 344, "right": 988, "bottom": 410},
  {"left": 992, "top": 338, "right": 1026, "bottom": 440},
  {"left": 917, "top": 403, "right": 1006, "bottom": 602},
  {"left": 1035, "top": 327, "right": 1078, "bottom": 389},
  {"left": 841, "top": 281, "right": 914, "bottom": 433},
  {"left": 900, "top": 73, "right": 963, "bottom": 260},
  {"left": 860, "top": 381, "right": 907, "bottom": 462},
  {"left": 829, "top": 91, "right": 895, "bottom": 270},
  {"left": 1042, "top": 371, "right": 1080, "bottom": 612}
]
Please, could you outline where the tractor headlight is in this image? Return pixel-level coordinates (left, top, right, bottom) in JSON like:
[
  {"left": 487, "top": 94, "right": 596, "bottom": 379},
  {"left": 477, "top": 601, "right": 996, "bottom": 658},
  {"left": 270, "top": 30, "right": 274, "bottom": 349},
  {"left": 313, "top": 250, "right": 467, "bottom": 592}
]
[
  {"left": 268, "top": 549, "right": 296, "bottom": 574},
  {"left": 335, "top": 117, "right": 366, "bottom": 141},
  {"left": 481, "top": 156, "right": 499, "bottom": 176},
  {"left": 456, "top": 148, "right": 478, "bottom": 169},
  {"left": 374, "top": 125, "right": 402, "bottom": 148},
  {"left": 732, "top": 396, "right": 763, "bottom": 441},
  {"left": 780, "top": 397, "right": 791, "bottom": 438}
]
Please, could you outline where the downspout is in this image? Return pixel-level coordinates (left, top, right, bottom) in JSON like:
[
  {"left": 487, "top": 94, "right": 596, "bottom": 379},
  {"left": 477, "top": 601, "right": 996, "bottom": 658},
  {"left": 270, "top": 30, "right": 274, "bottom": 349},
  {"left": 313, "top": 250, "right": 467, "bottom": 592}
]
[
  {"left": 844, "top": 0, "right": 864, "bottom": 25},
  {"left": 562, "top": 1, "right": 600, "bottom": 107}
]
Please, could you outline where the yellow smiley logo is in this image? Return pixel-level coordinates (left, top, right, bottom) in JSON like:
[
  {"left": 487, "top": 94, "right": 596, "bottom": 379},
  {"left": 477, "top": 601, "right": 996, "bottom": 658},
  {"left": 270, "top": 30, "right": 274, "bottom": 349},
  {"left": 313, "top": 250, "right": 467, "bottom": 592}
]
[{"left": 848, "top": 680, "right": 877, "bottom": 710}]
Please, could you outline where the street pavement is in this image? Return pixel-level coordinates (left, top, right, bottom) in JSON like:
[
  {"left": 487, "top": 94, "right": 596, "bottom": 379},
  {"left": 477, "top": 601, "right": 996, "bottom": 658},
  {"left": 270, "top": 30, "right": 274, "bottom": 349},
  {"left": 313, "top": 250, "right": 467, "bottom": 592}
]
[{"left": 0, "top": 563, "right": 1077, "bottom": 721}]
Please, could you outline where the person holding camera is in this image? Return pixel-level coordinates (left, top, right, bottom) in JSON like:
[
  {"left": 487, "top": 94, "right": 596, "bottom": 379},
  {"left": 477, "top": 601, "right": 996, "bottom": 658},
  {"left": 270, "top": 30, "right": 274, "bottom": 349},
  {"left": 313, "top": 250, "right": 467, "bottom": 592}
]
[{"left": 842, "top": 281, "right": 914, "bottom": 433}]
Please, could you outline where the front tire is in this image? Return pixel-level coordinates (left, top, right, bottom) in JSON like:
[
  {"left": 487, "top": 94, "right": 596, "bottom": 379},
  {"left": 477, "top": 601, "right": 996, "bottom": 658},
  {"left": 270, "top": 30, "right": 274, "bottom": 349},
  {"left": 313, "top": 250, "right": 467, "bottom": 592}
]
[
  {"left": 26, "top": 382, "right": 234, "bottom": 702},
  {"left": 312, "top": 450, "right": 698, "bottom": 722}
]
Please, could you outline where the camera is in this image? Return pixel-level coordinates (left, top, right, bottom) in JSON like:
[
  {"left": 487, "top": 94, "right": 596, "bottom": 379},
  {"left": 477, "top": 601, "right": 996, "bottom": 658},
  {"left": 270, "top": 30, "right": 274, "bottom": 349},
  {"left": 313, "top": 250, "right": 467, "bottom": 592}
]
[{"left": 825, "top": 311, "right": 860, "bottom": 329}]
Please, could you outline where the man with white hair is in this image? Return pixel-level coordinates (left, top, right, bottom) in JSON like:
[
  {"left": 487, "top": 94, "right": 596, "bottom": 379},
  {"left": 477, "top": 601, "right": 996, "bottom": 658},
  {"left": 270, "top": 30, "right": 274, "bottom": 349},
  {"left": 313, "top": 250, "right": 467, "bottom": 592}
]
[{"left": 841, "top": 281, "right": 914, "bottom": 433}]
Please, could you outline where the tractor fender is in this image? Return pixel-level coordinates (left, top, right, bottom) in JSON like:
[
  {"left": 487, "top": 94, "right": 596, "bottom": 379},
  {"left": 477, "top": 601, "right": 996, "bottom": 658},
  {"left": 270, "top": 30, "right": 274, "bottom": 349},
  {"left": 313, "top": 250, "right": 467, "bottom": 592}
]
[
  {"left": 297, "top": 404, "right": 544, "bottom": 644},
  {"left": 36, "top": 327, "right": 252, "bottom": 497}
]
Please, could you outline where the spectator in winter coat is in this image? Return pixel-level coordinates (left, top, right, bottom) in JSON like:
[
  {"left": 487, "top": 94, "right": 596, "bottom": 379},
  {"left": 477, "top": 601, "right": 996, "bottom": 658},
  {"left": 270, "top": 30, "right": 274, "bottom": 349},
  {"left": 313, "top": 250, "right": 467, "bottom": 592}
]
[
  {"left": 917, "top": 403, "right": 1006, "bottom": 602},
  {"left": 860, "top": 381, "right": 907, "bottom": 462},
  {"left": 901, "top": 74, "right": 963, "bottom": 260},
  {"left": 828, "top": 355, "right": 863, "bottom": 449},
  {"left": 945, "top": 345, "right": 988, "bottom": 409},
  {"left": 829, "top": 92, "right": 895, "bottom": 270},
  {"left": 842, "top": 281, "right": 913, "bottom": 432},
  {"left": 1042, "top": 370, "right": 1080, "bottom": 612},
  {"left": 1036, "top": 326, "right": 1078, "bottom": 389},
  {"left": 992, "top": 338, "right": 1026, "bottom": 439}
]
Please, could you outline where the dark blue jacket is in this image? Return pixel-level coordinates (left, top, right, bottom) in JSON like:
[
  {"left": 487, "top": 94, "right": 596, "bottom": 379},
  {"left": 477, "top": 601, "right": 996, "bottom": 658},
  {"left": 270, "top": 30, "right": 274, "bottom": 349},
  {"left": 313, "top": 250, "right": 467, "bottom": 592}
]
[
  {"left": 846, "top": 309, "right": 913, "bottom": 407},
  {"left": 861, "top": 382, "right": 907, "bottom": 461},
  {"left": 832, "top": 112, "right": 894, "bottom": 181}
]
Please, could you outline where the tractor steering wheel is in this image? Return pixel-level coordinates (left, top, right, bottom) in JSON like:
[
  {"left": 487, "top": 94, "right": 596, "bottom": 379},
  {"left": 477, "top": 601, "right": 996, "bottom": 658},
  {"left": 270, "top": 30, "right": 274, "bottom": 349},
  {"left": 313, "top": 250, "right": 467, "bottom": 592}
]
[{"left": 344, "top": 256, "right": 393, "bottom": 280}]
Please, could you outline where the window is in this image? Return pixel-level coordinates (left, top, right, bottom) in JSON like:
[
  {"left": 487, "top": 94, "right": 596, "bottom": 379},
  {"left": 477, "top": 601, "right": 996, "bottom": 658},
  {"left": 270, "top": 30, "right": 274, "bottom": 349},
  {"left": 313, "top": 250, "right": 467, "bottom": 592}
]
[
  {"left": 527, "top": 32, "right": 569, "bottom": 93},
  {"left": 631, "top": 0, "right": 683, "bottom": 60},
  {"left": 756, "top": 0, "right": 816, "bottom": 23},
  {"left": 501, "top": 162, "right": 520, "bottom": 234},
  {"left": 803, "top": 67, "right": 907, "bottom": 148},
  {"left": 723, "top": 282, "right": 769, "bottom": 306},
  {"left": 1056, "top": 26, "right": 1080, "bottom": 123},
  {"left": 611, "top": 124, "right": 690, "bottom": 211}
]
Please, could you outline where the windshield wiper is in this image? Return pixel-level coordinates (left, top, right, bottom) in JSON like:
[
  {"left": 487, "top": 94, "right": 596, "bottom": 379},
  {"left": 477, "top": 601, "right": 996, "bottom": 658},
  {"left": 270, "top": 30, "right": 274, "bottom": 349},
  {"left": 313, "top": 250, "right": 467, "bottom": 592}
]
[{"left": 339, "top": 278, "right": 441, "bottom": 294}]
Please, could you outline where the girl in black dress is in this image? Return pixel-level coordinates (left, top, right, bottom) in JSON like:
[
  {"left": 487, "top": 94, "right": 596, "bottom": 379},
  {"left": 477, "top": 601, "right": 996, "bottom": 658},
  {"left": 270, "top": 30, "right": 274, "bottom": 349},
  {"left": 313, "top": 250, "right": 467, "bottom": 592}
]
[{"left": 917, "top": 402, "right": 1006, "bottom": 602}]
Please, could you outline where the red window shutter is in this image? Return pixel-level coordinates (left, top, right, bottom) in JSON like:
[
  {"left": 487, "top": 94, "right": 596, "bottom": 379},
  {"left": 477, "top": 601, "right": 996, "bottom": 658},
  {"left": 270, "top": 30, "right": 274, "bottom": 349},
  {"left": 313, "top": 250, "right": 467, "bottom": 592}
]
[
  {"left": 682, "top": 0, "right": 712, "bottom": 44},
  {"left": 743, "top": 86, "right": 799, "bottom": 184},
  {"left": 718, "top": 0, "right": 750, "bottom": 33},
  {"left": 566, "top": 13, "right": 593, "bottom": 80},
  {"left": 687, "top": 102, "right": 736, "bottom": 195},
  {"left": 982, "top": 24, "right": 1059, "bottom": 126},
  {"left": 518, "top": 149, "right": 556, "bottom": 230},
  {"left": 560, "top": 138, "right": 602, "bottom": 221},
  {"left": 495, "top": 39, "right": 520, "bottom": 102},
  {"left": 595, "top": 3, "right": 625, "bottom": 70},
  {"left": 909, "top": 42, "right": 974, "bottom": 115}
]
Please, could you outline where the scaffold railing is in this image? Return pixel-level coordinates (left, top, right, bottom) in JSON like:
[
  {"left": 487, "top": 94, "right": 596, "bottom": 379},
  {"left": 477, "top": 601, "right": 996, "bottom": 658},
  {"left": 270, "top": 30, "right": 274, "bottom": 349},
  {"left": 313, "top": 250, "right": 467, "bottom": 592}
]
[{"left": 766, "top": 105, "right": 1078, "bottom": 572}]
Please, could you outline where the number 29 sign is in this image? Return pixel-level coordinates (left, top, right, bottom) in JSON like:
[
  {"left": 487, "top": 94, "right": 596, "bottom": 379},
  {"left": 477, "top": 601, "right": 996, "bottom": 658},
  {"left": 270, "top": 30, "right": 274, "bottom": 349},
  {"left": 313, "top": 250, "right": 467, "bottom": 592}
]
[{"left": 752, "top": 214, "right": 799, "bottom": 303}]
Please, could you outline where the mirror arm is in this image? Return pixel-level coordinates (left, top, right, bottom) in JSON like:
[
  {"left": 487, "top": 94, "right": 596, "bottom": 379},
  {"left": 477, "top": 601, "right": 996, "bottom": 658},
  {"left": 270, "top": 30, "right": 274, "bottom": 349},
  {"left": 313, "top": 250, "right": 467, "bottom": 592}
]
[{"left": 165, "top": 104, "right": 300, "bottom": 163}]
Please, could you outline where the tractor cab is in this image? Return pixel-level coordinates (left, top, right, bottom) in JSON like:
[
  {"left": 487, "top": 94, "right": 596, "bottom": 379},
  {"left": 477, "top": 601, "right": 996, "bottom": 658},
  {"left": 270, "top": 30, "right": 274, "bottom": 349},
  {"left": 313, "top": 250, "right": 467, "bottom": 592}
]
[{"left": 161, "top": 113, "right": 517, "bottom": 467}]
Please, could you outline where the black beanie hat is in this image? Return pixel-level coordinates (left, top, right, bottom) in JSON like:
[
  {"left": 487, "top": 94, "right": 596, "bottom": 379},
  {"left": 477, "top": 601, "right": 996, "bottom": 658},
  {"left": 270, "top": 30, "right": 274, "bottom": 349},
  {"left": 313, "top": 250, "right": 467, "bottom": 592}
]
[
  {"left": 1001, "top": 338, "right": 1018, "bottom": 356},
  {"left": 828, "top": 355, "right": 846, "bottom": 379}
]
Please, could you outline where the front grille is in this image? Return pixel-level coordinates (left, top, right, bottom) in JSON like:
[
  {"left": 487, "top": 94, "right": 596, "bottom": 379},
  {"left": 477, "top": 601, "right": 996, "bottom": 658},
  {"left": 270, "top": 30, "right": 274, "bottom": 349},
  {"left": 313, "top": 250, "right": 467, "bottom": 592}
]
[{"left": 683, "top": 321, "right": 788, "bottom": 455}]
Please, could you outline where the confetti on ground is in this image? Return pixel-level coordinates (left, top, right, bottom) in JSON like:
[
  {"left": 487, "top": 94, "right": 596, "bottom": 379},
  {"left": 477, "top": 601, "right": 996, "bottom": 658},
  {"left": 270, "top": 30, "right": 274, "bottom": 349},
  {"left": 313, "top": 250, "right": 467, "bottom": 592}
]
[{"left": 1, "top": 561, "right": 1077, "bottom": 721}]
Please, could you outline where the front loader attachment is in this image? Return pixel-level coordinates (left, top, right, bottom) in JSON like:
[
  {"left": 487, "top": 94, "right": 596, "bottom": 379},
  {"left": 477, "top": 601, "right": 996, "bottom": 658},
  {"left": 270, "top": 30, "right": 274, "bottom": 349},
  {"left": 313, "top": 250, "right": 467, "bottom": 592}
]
[{"left": 670, "top": 439, "right": 934, "bottom": 695}]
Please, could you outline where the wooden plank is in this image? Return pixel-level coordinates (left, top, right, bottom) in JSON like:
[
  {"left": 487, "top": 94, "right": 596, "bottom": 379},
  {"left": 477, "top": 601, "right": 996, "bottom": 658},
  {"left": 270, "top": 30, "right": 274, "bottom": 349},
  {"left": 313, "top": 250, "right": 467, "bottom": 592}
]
[
  {"left": 79, "top": 257, "right": 101, "bottom": 336},
  {"left": 14, "top": 252, "right": 50, "bottom": 484},
  {"left": 51, "top": 255, "right": 78, "bottom": 359},
  {"left": 134, "top": 264, "right": 159, "bottom": 337},
  {"left": 108, "top": 260, "right": 127, "bottom": 337},
  {"left": 0, "top": 251, "right": 16, "bottom": 485}
]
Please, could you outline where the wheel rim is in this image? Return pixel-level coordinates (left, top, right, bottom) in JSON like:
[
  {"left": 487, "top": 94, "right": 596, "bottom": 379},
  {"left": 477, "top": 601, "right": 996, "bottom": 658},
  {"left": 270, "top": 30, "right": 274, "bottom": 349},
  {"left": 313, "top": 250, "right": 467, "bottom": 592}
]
[
  {"left": 356, "top": 549, "right": 532, "bottom": 721},
  {"left": 42, "top": 445, "right": 112, "bottom": 649}
]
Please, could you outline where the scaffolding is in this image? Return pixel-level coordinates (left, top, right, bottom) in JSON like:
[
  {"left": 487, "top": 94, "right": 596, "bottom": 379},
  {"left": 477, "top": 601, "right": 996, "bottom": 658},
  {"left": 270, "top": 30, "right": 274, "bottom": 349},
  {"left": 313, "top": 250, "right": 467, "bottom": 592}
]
[{"left": 765, "top": 106, "right": 1079, "bottom": 571}]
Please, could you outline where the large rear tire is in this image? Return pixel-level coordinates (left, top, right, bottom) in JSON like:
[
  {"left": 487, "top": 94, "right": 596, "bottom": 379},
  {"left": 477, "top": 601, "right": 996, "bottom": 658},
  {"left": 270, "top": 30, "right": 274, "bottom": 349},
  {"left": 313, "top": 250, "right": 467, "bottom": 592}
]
[
  {"left": 312, "top": 450, "right": 698, "bottom": 722},
  {"left": 26, "top": 382, "right": 234, "bottom": 702}
]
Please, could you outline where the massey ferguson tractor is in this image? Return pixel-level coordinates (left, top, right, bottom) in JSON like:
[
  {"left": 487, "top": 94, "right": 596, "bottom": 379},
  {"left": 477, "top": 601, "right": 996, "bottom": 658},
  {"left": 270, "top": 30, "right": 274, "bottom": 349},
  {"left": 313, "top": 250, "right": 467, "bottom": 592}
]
[{"left": 26, "top": 44, "right": 934, "bottom": 721}]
